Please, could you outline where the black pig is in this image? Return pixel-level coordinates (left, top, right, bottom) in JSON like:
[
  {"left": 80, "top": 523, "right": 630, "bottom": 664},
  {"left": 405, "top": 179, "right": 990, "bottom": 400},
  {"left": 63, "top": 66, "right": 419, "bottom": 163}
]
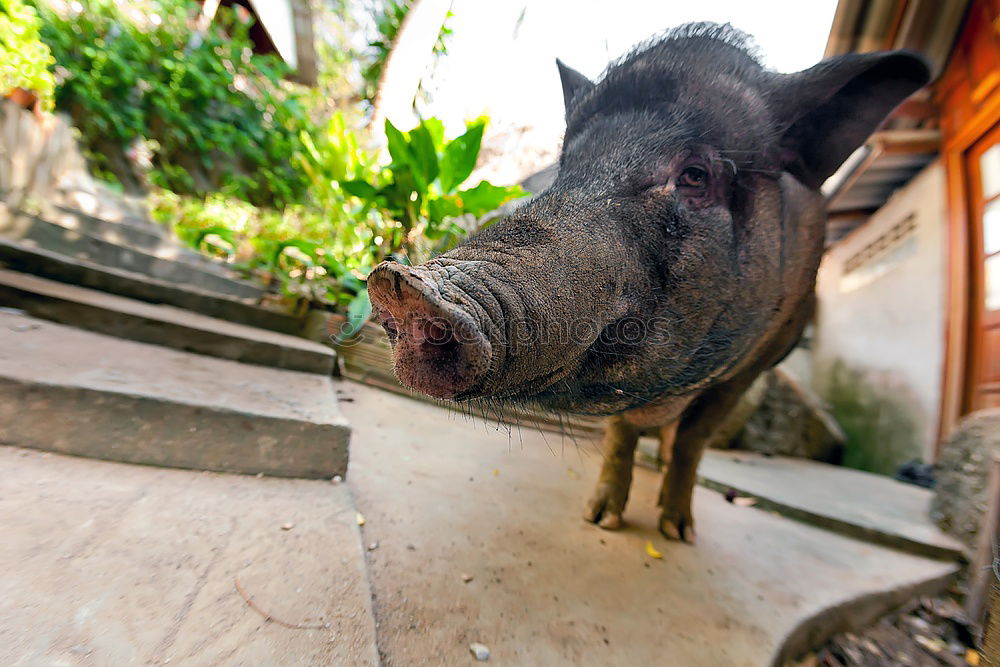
[{"left": 367, "top": 23, "right": 929, "bottom": 541}]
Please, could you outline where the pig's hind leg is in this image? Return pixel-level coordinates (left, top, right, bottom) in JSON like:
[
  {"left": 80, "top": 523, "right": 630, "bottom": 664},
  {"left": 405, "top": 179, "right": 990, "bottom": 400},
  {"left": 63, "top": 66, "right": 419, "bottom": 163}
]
[{"left": 583, "top": 414, "right": 640, "bottom": 530}]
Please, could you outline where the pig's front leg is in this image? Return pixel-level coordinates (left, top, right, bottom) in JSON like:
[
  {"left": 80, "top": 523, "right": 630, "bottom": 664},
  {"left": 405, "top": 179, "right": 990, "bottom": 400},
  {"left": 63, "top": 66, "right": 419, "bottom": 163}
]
[
  {"left": 658, "top": 378, "right": 754, "bottom": 543},
  {"left": 583, "top": 414, "right": 639, "bottom": 530}
]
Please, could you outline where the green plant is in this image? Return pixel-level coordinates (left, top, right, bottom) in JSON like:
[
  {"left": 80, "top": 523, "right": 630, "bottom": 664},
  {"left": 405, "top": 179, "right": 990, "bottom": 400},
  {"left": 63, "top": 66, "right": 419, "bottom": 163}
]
[
  {"left": 0, "top": 0, "right": 55, "bottom": 109},
  {"left": 150, "top": 115, "right": 526, "bottom": 340},
  {"left": 33, "top": 0, "right": 311, "bottom": 207},
  {"left": 340, "top": 117, "right": 526, "bottom": 261}
]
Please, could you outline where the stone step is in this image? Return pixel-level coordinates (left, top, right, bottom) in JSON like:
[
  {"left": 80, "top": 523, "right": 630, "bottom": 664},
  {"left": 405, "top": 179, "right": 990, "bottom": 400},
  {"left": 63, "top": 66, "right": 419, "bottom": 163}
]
[
  {"left": 49, "top": 205, "right": 237, "bottom": 274},
  {"left": 0, "top": 312, "right": 350, "bottom": 478},
  {"left": 0, "top": 269, "right": 334, "bottom": 375},
  {"left": 0, "top": 238, "right": 302, "bottom": 335},
  {"left": 0, "top": 211, "right": 263, "bottom": 300},
  {"left": 0, "top": 446, "right": 379, "bottom": 665},
  {"left": 49, "top": 205, "right": 170, "bottom": 251},
  {"left": 60, "top": 181, "right": 153, "bottom": 224},
  {"left": 698, "top": 450, "right": 965, "bottom": 560}
]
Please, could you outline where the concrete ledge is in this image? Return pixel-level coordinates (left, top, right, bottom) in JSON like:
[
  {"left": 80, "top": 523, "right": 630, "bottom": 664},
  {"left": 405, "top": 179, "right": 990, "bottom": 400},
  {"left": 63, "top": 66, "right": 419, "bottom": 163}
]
[
  {"left": 0, "top": 314, "right": 350, "bottom": 478},
  {"left": 699, "top": 450, "right": 965, "bottom": 561},
  {"left": 0, "top": 269, "right": 335, "bottom": 375},
  {"left": 772, "top": 566, "right": 959, "bottom": 665},
  {"left": 0, "top": 377, "right": 349, "bottom": 478},
  {"left": 0, "top": 239, "right": 302, "bottom": 334}
]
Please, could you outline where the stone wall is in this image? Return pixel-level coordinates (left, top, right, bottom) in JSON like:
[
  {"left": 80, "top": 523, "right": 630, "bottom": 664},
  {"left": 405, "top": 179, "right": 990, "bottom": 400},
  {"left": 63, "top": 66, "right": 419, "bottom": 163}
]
[
  {"left": 0, "top": 100, "right": 92, "bottom": 209},
  {"left": 930, "top": 409, "right": 1000, "bottom": 552}
]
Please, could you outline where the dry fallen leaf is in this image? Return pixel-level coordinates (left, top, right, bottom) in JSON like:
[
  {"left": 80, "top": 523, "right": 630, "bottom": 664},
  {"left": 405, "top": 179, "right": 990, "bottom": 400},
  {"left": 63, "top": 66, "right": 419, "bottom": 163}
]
[
  {"left": 645, "top": 540, "right": 663, "bottom": 559},
  {"left": 356, "top": 512, "right": 365, "bottom": 526}
]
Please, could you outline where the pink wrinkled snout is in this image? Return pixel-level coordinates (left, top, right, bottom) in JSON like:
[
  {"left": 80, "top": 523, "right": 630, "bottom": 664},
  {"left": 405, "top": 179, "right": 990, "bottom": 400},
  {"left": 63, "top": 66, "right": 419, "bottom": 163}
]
[{"left": 367, "top": 262, "right": 492, "bottom": 400}]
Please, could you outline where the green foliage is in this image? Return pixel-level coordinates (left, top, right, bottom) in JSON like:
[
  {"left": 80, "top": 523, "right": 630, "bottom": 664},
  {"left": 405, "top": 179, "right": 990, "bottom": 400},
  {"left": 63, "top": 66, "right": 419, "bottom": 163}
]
[
  {"left": 341, "top": 117, "right": 526, "bottom": 260},
  {"left": 0, "top": 0, "right": 55, "bottom": 109},
  {"left": 150, "top": 115, "right": 527, "bottom": 334},
  {"left": 32, "top": 0, "right": 311, "bottom": 207},
  {"left": 28, "top": 0, "right": 524, "bottom": 329}
]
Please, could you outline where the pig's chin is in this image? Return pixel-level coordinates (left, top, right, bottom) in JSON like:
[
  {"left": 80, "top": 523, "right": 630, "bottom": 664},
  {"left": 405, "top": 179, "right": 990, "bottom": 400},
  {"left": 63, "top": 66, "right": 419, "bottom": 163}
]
[{"left": 508, "top": 382, "right": 657, "bottom": 417}]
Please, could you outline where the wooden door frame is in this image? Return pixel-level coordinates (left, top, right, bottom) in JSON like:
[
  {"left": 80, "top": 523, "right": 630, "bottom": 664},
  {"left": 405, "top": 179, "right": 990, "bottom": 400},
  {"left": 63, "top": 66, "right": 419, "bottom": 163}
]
[
  {"left": 938, "top": 89, "right": 1000, "bottom": 452},
  {"left": 968, "top": 121, "right": 1000, "bottom": 411}
]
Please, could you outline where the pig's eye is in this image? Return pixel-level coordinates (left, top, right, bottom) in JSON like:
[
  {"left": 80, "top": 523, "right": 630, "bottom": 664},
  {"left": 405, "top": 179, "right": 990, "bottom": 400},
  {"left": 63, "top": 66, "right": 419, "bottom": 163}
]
[{"left": 678, "top": 166, "right": 709, "bottom": 188}]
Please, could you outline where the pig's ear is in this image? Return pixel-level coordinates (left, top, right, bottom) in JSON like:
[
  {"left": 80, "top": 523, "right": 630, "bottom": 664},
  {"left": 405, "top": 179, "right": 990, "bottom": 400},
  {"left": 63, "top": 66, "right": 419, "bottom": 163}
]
[
  {"left": 772, "top": 50, "right": 930, "bottom": 188},
  {"left": 556, "top": 59, "right": 594, "bottom": 115}
]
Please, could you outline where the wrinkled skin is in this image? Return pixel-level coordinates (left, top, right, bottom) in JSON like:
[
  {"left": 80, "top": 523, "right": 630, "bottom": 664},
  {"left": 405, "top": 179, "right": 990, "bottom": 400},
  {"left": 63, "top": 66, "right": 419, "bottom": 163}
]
[{"left": 367, "top": 23, "right": 929, "bottom": 542}]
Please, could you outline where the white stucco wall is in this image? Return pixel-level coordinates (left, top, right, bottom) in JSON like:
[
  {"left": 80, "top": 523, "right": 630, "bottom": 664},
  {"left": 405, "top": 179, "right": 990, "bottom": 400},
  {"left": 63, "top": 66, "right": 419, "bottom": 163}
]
[{"left": 814, "top": 159, "right": 947, "bottom": 461}]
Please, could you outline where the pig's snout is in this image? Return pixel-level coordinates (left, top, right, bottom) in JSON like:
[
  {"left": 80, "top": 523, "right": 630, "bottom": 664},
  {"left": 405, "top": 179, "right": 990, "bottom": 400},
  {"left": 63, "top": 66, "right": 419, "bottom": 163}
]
[{"left": 367, "top": 262, "right": 492, "bottom": 400}]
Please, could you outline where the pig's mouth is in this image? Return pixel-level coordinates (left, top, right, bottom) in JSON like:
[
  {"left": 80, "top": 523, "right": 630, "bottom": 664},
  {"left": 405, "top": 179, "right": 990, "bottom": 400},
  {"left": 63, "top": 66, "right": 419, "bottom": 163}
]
[{"left": 366, "top": 262, "right": 494, "bottom": 400}]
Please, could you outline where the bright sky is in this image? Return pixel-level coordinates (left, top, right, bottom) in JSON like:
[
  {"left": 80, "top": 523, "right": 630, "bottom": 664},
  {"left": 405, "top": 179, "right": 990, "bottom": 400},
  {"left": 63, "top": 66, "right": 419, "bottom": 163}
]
[{"left": 423, "top": 0, "right": 839, "bottom": 156}]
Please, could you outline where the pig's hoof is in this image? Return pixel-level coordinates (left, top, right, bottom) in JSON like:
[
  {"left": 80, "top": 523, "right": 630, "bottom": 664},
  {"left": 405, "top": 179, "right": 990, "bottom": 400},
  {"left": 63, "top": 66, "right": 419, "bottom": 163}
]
[
  {"left": 583, "top": 485, "right": 627, "bottom": 530},
  {"left": 659, "top": 511, "right": 696, "bottom": 544}
]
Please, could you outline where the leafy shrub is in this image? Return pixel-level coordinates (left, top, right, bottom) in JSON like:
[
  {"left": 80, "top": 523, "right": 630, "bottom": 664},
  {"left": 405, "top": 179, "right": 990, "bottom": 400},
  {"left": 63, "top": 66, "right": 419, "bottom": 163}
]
[
  {"left": 0, "top": 0, "right": 55, "bottom": 109},
  {"left": 152, "top": 116, "right": 527, "bottom": 337},
  {"left": 341, "top": 117, "right": 526, "bottom": 261},
  {"left": 33, "top": 0, "right": 311, "bottom": 207}
]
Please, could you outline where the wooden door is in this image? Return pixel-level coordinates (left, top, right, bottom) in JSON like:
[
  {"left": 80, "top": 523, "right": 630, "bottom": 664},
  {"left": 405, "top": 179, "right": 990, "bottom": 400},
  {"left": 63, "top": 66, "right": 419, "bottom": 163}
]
[{"left": 967, "top": 121, "right": 1000, "bottom": 410}]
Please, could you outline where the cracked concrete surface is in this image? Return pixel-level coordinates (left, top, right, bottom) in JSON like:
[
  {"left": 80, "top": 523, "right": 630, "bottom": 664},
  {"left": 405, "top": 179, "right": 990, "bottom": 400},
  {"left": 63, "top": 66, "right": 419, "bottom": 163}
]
[
  {"left": 0, "top": 447, "right": 378, "bottom": 666},
  {"left": 340, "top": 381, "right": 958, "bottom": 666}
]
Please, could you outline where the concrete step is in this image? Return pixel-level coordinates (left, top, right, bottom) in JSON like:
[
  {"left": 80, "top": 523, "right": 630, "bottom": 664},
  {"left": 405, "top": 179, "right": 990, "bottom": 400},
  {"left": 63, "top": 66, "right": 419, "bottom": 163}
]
[
  {"left": 0, "top": 211, "right": 263, "bottom": 300},
  {"left": 60, "top": 181, "right": 154, "bottom": 224},
  {"left": 0, "top": 446, "right": 378, "bottom": 665},
  {"left": 49, "top": 204, "right": 170, "bottom": 252},
  {"left": 49, "top": 205, "right": 238, "bottom": 274},
  {"left": 0, "top": 238, "right": 302, "bottom": 335},
  {"left": 0, "top": 269, "right": 335, "bottom": 375},
  {"left": 698, "top": 450, "right": 965, "bottom": 560},
  {"left": 0, "top": 312, "right": 350, "bottom": 478}
]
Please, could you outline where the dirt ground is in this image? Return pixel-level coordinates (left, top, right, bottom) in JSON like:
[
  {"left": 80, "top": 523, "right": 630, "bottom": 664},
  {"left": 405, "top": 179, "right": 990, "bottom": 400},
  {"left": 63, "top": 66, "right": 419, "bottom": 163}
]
[{"left": 793, "top": 587, "right": 982, "bottom": 666}]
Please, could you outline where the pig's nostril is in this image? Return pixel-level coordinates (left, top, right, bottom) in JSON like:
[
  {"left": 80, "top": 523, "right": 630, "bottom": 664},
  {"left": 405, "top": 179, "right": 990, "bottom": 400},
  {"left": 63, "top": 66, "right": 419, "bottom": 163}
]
[
  {"left": 421, "top": 318, "right": 453, "bottom": 346},
  {"left": 378, "top": 313, "right": 399, "bottom": 342}
]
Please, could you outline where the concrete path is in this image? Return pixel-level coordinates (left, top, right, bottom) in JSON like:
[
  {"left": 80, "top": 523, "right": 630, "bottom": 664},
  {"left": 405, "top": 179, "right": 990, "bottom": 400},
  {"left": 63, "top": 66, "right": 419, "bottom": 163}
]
[
  {"left": 338, "top": 382, "right": 959, "bottom": 666},
  {"left": 0, "top": 447, "right": 378, "bottom": 666},
  {"left": 0, "top": 373, "right": 962, "bottom": 666},
  {"left": 699, "top": 450, "right": 965, "bottom": 560}
]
